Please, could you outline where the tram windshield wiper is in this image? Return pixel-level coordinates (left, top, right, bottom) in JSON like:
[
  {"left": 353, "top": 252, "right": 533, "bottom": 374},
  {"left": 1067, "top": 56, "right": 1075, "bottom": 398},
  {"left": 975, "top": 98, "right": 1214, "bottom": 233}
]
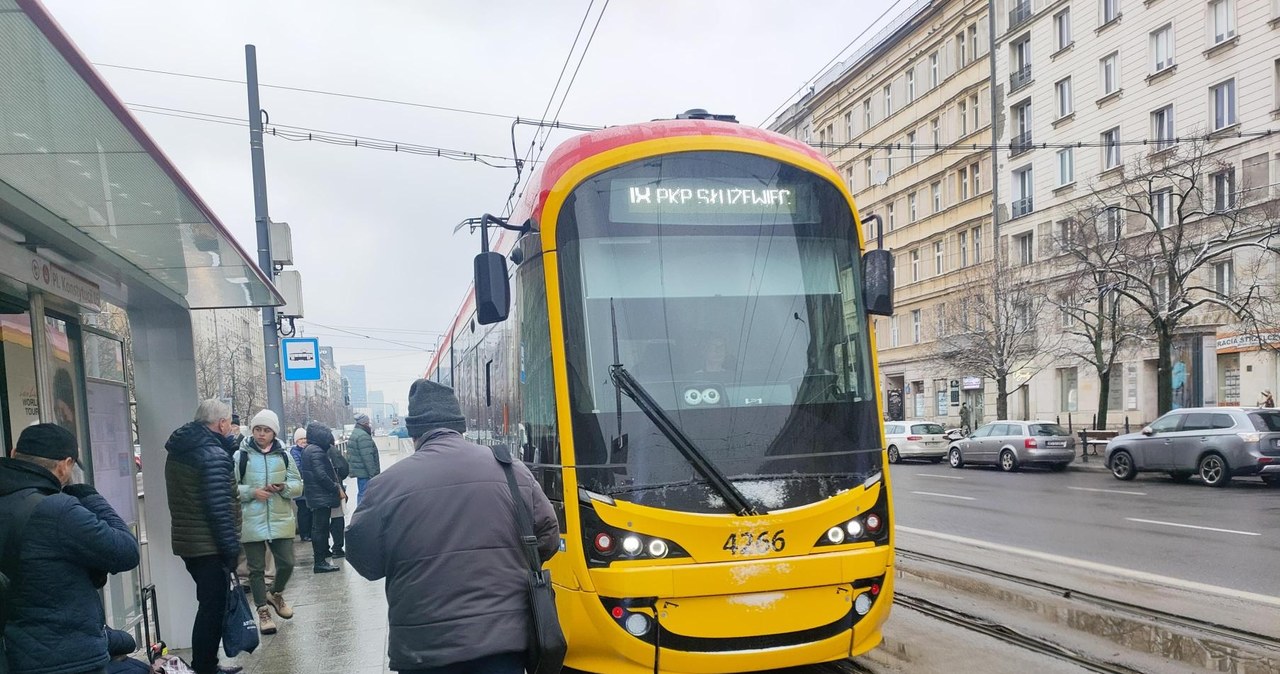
[{"left": 608, "top": 363, "right": 762, "bottom": 516}]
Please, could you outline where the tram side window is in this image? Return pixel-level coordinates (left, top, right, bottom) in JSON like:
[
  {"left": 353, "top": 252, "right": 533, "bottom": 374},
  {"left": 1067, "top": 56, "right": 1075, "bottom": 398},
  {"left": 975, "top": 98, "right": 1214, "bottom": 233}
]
[{"left": 518, "top": 253, "right": 559, "bottom": 470}]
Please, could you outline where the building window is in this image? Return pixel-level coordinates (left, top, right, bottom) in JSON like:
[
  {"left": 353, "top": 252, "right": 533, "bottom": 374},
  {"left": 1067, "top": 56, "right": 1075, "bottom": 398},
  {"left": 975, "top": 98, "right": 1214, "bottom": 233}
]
[
  {"left": 958, "top": 166, "right": 970, "bottom": 201},
  {"left": 846, "top": 166, "right": 855, "bottom": 193},
  {"left": 959, "top": 99, "right": 968, "bottom": 136},
  {"left": 931, "top": 117, "right": 940, "bottom": 151},
  {"left": 1210, "top": 0, "right": 1235, "bottom": 44},
  {"left": 1152, "top": 105, "right": 1174, "bottom": 150},
  {"left": 1013, "top": 300, "right": 1031, "bottom": 333},
  {"left": 970, "top": 94, "right": 980, "bottom": 129},
  {"left": 1101, "top": 53, "right": 1119, "bottom": 96},
  {"left": 911, "top": 309, "right": 922, "bottom": 344},
  {"left": 906, "top": 69, "right": 916, "bottom": 103},
  {"left": 1155, "top": 275, "right": 1169, "bottom": 305},
  {"left": 1011, "top": 100, "right": 1032, "bottom": 155},
  {"left": 1102, "top": 127, "right": 1121, "bottom": 170},
  {"left": 1059, "top": 367, "right": 1079, "bottom": 412},
  {"left": 818, "top": 127, "right": 827, "bottom": 147},
  {"left": 931, "top": 181, "right": 942, "bottom": 212},
  {"left": 1013, "top": 166, "right": 1034, "bottom": 217},
  {"left": 1211, "top": 79, "right": 1237, "bottom": 130},
  {"left": 890, "top": 315, "right": 900, "bottom": 347},
  {"left": 1061, "top": 294, "right": 1076, "bottom": 328},
  {"left": 1057, "top": 148, "right": 1074, "bottom": 186},
  {"left": 957, "top": 30, "right": 967, "bottom": 68},
  {"left": 1016, "top": 232, "right": 1034, "bottom": 265},
  {"left": 930, "top": 51, "right": 939, "bottom": 88},
  {"left": 1152, "top": 188, "right": 1172, "bottom": 228},
  {"left": 888, "top": 202, "right": 896, "bottom": 230},
  {"left": 907, "top": 131, "right": 917, "bottom": 163},
  {"left": 911, "top": 248, "right": 920, "bottom": 282},
  {"left": 1010, "top": 36, "right": 1033, "bottom": 90},
  {"left": 864, "top": 98, "right": 872, "bottom": 129},
  {"left": 1104, "top": 206, "right": 1123, "bottom": 240},
  {"left": 909, "top": 191, "right": 918, "bottom": 222},
  {"left": 1055, "top": 9, "right": 1072, "bottom": 51},
  {"left": 969, "top": 24, "right": 979, "bottom": 57},
  {"left": 1151, "top": 24, "right": 1174, "bottom": 73},
  {"left": 959, "top": 231, "right": 968, "bottom": 266},
  {"left": 845, "top": 111, "right": 853, "bottom": 141},
  {"left": 1102, "top": 0, "right": 1119, "bottom": 24},
  {"left": 1212, "top": 168, "right": 1236, "bottom": 211},
  {"left": 1215, "top": 259, "right": 1233, "bottom": 295},
  {"left": 973, "top": 226, "right": 983, "bottom": 263},
  {"left": 886, "top": 145, "right": 894, "bottom": 175},
  {"left": 1055, "top": 78, "right": 1073, "bottom": 118},
  {"left": 884, "top": 84, "right": 893, "bottom": 118},
  {"left": 932, "top": 240, "right": 944, "bottom": 276},
  {"left": 971, "top": 162, "right": 981, "bottom": 195}
]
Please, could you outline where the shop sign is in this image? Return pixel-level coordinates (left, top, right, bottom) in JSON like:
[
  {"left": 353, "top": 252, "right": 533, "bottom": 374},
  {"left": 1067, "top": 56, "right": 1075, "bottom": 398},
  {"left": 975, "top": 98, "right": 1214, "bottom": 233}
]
[
  {"left": 1216, "top": 331, "right": 1280, "bottom": 354},
  {"left": 961, "top": 376, "right": 982, "bottom": 390},
  {"left": 0, "top": 238, "right": 101, "bottom": 311}
]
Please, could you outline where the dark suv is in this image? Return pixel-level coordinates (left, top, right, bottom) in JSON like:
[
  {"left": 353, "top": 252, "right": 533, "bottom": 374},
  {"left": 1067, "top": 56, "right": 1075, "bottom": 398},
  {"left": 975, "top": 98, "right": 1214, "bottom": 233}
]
[{"left": 1105, "top": 407, "right": 1280, "bottom": 487}]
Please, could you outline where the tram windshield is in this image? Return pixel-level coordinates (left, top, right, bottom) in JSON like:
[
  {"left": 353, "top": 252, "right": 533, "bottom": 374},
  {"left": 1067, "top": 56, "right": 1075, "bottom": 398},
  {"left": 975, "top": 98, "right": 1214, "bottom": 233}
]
[{"left": 557, "top": 151, "right": 883, "bottom": 513}]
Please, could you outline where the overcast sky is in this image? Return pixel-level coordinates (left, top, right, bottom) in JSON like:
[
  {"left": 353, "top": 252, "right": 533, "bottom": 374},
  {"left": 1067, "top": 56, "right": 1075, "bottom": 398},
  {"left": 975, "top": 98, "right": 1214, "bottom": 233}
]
[{"left": 42, "top": 0, "right": 901, "bottom": 411}]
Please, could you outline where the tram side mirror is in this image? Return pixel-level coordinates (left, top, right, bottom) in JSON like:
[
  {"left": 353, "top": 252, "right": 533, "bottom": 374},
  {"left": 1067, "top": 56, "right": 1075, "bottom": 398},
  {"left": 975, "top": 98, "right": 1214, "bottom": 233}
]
[
  {"left": 863, "top": 249, "right": 894, "bottom": 316},
  {"left": 475, "top": 252, "right": 510, "bottom": 325}
]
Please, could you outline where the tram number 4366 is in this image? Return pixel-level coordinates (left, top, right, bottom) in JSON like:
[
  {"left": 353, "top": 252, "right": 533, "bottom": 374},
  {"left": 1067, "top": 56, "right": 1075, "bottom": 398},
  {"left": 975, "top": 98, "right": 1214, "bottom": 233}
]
[{"left": 722, "top": 530, "right": 786, "bottom": 556}]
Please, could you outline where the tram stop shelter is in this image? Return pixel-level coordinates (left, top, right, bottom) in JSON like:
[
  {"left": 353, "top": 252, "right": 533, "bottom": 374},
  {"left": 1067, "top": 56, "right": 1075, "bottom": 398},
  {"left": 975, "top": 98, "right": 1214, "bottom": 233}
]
[{"left": 1, "top": 0, "right": 282, "bottom": 648}]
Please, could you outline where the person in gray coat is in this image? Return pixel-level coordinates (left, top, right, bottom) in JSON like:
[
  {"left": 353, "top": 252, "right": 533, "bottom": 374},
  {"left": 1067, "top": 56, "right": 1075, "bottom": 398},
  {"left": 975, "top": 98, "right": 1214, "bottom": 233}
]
[{"left": 347, "top": 379, "right": 559, "bottom": 674}]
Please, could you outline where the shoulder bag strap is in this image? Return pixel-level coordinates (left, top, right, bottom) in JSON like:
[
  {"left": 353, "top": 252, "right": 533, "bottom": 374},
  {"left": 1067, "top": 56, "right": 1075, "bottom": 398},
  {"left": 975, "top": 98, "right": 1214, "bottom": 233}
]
[
  {"left": 1, "top": 490, "right": 49, "bottom": 621},
  {"left": 490, "top": 445, "right": 542, "bottom": 573}
]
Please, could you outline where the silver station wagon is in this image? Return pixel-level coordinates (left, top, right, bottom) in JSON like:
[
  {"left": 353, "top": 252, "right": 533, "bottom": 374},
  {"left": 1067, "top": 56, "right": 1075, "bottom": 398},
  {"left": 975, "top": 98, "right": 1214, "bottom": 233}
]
[
  {"left": 1105, "top": 407, "right": 1280, "bottom": 487},
  {"left": 947, "top": 420, "right": 1075, "bottom": 472},
  {"left": 883, "top": 421, "right": 948, "bottom": 463}
]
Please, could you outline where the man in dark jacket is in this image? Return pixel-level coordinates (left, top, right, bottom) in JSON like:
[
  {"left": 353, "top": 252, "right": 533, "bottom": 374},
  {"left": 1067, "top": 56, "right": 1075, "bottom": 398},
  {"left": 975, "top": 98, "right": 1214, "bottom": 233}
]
[
  {"left": 1, "top": 423, "right": 139, "bottom": 674},
  {"left": 299, "top": 422, "right": 342, "bottom": 573},
  {"left": 346, "top": 414, "right": 380, "bottom": 502},
  {"left": 164, "top": 399, "right": 243, "bottom": 674},
  {"left": 347, "top": 380, "right": 559, "bottom": 674}
]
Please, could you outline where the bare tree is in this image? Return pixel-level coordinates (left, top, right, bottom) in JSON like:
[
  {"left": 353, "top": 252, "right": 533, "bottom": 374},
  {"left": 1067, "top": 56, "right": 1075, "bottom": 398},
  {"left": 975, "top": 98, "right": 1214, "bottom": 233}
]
[
  {"left": 930, "top": 252, "right": 1058, "bottom": 420},
  {"left": 1059, "top": 138, "right": 1279, "bottom": 414}
]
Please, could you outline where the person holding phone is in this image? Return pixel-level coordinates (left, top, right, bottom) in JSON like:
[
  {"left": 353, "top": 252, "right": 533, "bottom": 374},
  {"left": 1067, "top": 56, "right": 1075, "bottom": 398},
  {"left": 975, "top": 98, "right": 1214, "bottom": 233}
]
[{"left": 233, "top": 410, "right": 303, "bottom": 635}]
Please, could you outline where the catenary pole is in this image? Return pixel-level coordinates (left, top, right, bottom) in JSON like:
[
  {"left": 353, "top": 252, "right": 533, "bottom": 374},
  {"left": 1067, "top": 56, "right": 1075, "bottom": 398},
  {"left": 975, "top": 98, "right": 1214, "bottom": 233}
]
[{"left": 246, "top": 44, "right": 285, "bottom": 420}]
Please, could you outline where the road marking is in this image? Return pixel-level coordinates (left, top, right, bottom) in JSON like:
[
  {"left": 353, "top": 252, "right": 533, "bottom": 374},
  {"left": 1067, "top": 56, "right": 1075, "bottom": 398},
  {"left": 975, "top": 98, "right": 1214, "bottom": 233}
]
[
  {"left": 915, "top": 473, "right": 965, "bottom": 480},
  {"left": 1124, "top": 517, "right": 1260, "bottom": 537},
  {"left": 1067, "top": 486, "right": 1146, "bottom": 496},
  {"left": 897, "top": 526, "right": 1280, "bottom": 608},
  {"left": 910, "top": 491, "right": 975, "bottom": 501}
]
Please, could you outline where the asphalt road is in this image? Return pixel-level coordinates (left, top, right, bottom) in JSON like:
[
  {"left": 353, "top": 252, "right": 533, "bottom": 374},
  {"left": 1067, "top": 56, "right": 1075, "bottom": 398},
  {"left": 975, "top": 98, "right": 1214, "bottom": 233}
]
[{"left": 888, "top": 459, "right": 1280, "bottom": 596}]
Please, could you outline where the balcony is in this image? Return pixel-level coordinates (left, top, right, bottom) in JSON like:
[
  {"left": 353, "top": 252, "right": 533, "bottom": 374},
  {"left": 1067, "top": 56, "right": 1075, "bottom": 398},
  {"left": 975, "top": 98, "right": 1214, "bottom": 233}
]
[
  {"left": 1012, "top": 196, "right": 1035, "bottom": 218},
  {"left": 1011, "top": 130, "right": 1034, "bottom": 156},
  {"left": 1010, "top": 64, "right": 1033, "bottom": 91},
  {"left": 1009, "top": 3, "right": 1032, "bottom": 30}
]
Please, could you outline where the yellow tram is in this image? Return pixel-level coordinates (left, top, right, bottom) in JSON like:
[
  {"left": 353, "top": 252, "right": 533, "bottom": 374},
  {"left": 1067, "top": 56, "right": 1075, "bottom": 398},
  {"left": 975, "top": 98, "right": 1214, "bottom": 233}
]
[{"left": 426, "top": 110, "right": 896, "bottom": 673}]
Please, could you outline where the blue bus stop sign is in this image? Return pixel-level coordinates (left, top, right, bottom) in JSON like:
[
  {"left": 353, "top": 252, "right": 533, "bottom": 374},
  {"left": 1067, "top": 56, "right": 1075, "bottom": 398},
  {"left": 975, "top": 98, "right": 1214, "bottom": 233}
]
[{"left": 281, "top": 338, "right": 321, "bottom": 381}]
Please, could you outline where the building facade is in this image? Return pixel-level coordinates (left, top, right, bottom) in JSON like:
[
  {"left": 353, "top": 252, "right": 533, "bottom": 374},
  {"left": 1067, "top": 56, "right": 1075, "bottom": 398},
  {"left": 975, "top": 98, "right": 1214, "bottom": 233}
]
[
  {"left": 774, "top": 0, "right": 1280, "bottom": 429},
  {"left": 340, "top": 363, "right": 367, "bottom": 407}
]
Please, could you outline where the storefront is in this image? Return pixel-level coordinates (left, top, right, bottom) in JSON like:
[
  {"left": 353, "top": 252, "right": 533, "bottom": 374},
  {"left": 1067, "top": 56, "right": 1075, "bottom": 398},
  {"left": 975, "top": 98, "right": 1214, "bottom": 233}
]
[{"left": 3, "top": 0, "right": 281, "bottom": 648}]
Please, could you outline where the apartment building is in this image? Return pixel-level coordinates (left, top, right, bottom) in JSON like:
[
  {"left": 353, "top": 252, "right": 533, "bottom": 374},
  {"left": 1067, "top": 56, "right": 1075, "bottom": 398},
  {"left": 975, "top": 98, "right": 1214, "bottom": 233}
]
[
  {"left": 190, "top": 307, "right": 267, "bottom": 417},
  {"left": 772, "top": 0, "right": 995, "bottom": 426},
  {"left": 992, "top": 0, "right": 1280, "bottom": 424}
]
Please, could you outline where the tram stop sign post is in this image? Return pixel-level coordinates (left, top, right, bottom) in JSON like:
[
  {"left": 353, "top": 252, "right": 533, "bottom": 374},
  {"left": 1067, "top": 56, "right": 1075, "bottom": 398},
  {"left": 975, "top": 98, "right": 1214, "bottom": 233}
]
[{"left": 281, "top": 337, "right": 321, "bottom": 381}]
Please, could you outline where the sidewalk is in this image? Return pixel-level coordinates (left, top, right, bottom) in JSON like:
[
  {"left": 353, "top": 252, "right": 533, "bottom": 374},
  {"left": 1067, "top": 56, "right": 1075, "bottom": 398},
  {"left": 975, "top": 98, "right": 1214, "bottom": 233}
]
[{"left": 175, "top": 440, "right": 409, "bottom": 673}]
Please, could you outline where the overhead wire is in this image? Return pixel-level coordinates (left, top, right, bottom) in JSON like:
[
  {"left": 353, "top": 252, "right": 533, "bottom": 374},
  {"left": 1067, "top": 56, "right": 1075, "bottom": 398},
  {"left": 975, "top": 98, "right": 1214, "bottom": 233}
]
[{"left": 301, "top": 320, "right": 435, "bottom": 351}]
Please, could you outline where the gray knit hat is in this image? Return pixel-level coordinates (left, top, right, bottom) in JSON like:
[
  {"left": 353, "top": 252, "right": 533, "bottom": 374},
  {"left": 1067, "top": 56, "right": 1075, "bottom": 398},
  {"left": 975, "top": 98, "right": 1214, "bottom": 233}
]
[{"left": 404, "top": 379, "right": 466, "bottom": 438}]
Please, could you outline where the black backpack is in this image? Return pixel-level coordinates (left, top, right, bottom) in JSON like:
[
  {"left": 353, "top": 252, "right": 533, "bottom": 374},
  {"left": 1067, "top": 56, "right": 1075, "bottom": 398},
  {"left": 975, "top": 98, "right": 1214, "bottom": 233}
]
[
  {"left": 236, "top": 448, "right": 289, "bottom": 484},
  {"left": 0, "top": 490, "right": 49, "bottom": 674}
]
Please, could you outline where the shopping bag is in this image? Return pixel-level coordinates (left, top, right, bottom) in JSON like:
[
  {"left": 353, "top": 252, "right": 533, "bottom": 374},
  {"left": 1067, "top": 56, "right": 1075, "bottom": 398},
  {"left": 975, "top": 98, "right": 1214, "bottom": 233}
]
[{"left": 222, "top": 572, "right": 259, "bottom": 657}]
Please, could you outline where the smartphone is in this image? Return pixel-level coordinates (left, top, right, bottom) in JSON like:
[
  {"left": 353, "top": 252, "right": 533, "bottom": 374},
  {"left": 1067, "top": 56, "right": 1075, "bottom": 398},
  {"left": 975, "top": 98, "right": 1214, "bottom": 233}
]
[{"left": 270, "top": 483, "right": 285, "bottom": 492}]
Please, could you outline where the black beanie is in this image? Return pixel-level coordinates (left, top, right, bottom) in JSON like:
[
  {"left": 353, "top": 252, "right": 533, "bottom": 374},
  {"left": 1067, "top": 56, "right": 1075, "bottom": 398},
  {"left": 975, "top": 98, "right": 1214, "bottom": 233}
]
[{"left": 405, "top": 379, "right": 466, "bottom": 438}]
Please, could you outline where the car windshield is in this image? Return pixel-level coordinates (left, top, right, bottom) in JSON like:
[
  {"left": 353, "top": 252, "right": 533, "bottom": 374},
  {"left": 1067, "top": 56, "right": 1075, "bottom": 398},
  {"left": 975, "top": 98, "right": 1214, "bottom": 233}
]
[
  {"left": 1029, "top": 423, "right": 1069, "bottom": 436},
  {"left": 1249, "top": 411, "right": 1280, "bottom": 431},
  {"left": 557, "top": 151, "right": 881, "bottom": 513},
  {"left": 912, "top": 423, "right": 945, "bottom": 435}
]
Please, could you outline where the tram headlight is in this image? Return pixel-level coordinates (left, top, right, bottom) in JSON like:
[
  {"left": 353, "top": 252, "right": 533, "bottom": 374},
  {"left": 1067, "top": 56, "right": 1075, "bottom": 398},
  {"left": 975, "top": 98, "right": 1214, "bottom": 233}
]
[
  {"left": 854, "top": 593, "right": 873, "bottom": 616},
  {"left": 825, "top": 526, "right": 846, "bottom": 544},
  {"left": 846, "top": 519, "right": 864, "bottom": 538},
  {"left": 624, "top": 613, "right": 651, "bottom": 636},
  {"left": 621, "top": 535, "right": 643, "bottom": 555},
  {"left": 647, "top": 539, "right": 669, "bottom": 558}
]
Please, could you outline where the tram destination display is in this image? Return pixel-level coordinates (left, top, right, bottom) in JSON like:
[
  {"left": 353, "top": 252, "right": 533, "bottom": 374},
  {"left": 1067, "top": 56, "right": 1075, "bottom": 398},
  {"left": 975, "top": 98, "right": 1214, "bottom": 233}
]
[{"left": 608, "top": 177, "right": 818, "bottom": 224}]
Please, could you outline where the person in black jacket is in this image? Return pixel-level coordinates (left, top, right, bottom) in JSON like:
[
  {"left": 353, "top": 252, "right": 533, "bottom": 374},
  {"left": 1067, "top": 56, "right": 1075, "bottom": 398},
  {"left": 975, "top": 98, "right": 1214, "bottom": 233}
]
[
  {"left": 1, "top": 423, "right": 139, "bottom": 674},
  {"left": 164, "top": 399, "right": 243, "bottom": 674},
  {"left": 299, "top": 422, "right": 342, "bottom": 573}
]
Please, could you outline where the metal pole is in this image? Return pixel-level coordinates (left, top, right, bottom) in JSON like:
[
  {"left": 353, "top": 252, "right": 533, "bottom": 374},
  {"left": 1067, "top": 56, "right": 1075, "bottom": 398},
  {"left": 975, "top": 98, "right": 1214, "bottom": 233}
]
[{"left": 246, "top": 44, "right": 284, "bottom": 420}]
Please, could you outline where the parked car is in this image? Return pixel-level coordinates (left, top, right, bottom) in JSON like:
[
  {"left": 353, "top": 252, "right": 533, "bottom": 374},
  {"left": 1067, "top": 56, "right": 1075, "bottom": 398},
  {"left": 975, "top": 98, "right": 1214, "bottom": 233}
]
[
  {"left": 883, "top": 421, "right": 948, "bottom": 463},
  {"left": 947, "top": 420, "right": 1075, "bottom": 472},
  {"left": 1104, "top": 407, "right": 1280, "bottom": 487}
]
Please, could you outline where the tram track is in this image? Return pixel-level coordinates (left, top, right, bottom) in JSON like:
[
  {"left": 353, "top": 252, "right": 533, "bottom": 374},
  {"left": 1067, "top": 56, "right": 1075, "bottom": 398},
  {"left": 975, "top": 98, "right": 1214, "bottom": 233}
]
[
  {"left": 894, "top": 591, "right": 1143, "bottom": 674},
  {"left": 897, "top": 548, "right": 1280, "bottom": 654}
]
